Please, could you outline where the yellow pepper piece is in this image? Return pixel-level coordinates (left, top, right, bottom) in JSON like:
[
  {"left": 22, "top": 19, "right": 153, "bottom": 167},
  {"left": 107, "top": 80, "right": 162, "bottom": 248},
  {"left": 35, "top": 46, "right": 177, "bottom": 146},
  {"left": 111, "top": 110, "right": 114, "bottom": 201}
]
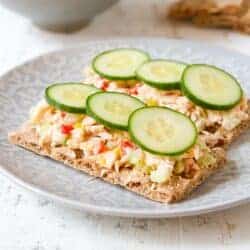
[
  {"left": 98, "top": 156, "right": 106, "bottom": 166},
  {"left": 74, "top": 122, "right": 83, "bottom": 129},
  {"left": 146, "top": 98, "right": 158, "bottom": 106},
  {"left": 143, "top": 165, "right": 152, "bottom": 175},
  {"left": 113, "top": 147, "right": 122, "bottom": 158}
]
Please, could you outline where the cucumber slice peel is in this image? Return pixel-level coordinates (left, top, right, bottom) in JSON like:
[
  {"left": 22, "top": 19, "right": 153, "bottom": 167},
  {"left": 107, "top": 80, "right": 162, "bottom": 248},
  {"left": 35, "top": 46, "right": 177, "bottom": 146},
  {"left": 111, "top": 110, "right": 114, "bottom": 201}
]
[
  {"left": 128, "top": 107, "right": 197, "bottom": 156},
  {"left": 136, "top": 59, "right": 187, "bottom": 90},
  {"left": 92, "top": 48, "right": 150, "bottom": 80},
  {"left": 45, "top": 82, "right": 100, "bottom": 113},
  {"left": 181, "top": 64, "right": 243, "bottom": 110},
  {"left": 86, "top": 91, "right": 145, "bottom": 130}
]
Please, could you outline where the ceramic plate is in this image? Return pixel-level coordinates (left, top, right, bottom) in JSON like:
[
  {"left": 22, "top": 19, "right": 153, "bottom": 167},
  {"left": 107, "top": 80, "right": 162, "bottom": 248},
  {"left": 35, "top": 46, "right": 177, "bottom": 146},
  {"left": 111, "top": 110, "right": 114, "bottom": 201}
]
[{"left": 1, "top": 38, "right": 250, "bottom": 218}]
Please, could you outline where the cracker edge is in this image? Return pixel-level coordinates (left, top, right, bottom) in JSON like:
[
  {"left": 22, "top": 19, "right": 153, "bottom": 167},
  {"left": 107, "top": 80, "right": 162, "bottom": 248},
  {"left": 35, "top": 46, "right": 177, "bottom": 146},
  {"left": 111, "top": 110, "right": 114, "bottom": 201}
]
[{"left": 223, "top": 100, "right": 250, "bottom": 148}]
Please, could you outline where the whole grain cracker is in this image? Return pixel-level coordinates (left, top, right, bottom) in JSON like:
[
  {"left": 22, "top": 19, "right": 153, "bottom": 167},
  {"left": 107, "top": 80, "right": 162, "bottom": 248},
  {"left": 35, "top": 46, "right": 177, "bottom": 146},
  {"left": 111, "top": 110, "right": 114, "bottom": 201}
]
[{"left": 168, "top": 0, "right": 250, "bottom": 34}]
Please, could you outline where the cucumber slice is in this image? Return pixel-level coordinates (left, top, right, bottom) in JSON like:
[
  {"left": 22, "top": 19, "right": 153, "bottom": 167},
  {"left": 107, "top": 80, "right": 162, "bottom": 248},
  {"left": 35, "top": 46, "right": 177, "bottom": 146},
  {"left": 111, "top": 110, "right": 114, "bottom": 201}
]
[
  {"left": 45, "top": 83, "right": 100, "bottom": 113},
  {"left": 86, "top": 92, "right": 145, "bottom": 130},
  {"left": 128, "top": 107, "right": 197, "bottom": 156},
  {"left": 136, "top": 59, "right": 187, "bottom": 90},
  {"left": 182, "top": 64, "right": 243, "bottom": 110},
  {"left": 92, "top": 48, "right": 150, "bottom": 80}
]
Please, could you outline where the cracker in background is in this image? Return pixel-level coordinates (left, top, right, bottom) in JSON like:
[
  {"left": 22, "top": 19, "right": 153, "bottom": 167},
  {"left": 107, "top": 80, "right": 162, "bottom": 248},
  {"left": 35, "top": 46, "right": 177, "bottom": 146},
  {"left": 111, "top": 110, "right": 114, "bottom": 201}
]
[{"left": 168, "top": 0, "right": 250, "bottom": 34}]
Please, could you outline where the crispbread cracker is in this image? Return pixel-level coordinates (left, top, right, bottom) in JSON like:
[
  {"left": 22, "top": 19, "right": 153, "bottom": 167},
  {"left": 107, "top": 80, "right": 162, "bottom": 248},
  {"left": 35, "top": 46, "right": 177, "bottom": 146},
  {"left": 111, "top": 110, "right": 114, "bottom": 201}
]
[
  {"left": 9, "top": 124, "right": 226, "bottom": 203},
  {"left": 168, "top": 0, "right": 250, "bottom": 34}
]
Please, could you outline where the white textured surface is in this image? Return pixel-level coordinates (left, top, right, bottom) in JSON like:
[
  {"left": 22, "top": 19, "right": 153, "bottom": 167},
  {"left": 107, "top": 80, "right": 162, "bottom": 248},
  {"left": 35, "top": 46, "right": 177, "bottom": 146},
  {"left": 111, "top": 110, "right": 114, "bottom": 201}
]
[{"left": 1, "top": 0, "right": 250, "bottom": 249}]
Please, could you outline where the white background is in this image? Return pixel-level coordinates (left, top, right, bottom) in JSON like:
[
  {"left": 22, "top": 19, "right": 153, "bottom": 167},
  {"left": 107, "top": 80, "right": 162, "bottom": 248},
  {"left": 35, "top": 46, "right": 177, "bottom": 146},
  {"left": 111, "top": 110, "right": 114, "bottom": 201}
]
[{"left": 1, "top": 1, "right": 250, "bottom": 249}]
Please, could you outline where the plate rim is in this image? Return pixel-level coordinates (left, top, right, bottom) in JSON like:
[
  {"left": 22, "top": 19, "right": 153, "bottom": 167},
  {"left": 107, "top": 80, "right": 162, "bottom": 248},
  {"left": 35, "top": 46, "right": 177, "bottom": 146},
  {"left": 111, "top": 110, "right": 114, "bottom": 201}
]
[
  {"left": 1, "top": 162, "right": 250, "bottom": 218},
  {"left": 1, "top": 37, "right": 250, "bottom": 218}
]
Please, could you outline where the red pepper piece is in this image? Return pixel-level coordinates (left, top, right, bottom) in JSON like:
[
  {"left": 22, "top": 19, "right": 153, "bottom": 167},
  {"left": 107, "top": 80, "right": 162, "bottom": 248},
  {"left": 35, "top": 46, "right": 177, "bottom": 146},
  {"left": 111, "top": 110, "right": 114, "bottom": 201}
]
[
  {"left": 61, "top": 124, "right": 73, "bottom": 134},
  {"left": 100, "top": 80, "right": 109, "bottom": 91},
  {"left": 97, "top": 141, "right": 108, "bottom": 153},
  {"left": 121, "top": 139, "right": 134, "bottom": 149}
]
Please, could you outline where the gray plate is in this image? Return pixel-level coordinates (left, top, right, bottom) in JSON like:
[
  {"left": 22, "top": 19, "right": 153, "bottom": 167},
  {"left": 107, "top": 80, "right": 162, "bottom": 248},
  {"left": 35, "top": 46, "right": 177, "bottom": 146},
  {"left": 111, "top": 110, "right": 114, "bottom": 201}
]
[{"left": 1, "top": 38, "right": 250, "bottom": 218}]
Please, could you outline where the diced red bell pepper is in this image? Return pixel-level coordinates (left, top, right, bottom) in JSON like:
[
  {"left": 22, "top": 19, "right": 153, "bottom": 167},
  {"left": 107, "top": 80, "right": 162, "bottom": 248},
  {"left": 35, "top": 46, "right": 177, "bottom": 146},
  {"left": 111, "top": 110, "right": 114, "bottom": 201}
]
[
  {"left": 100, "top": 79, "right": 109, "bottom": 91},
  {"left": 61, "top": 124, "right": 73, "bottom": 134},
  {"left": 121, "top": 139, "right": 134, "bottom": 149},
  {"left": 97, "top": 141, "right": 108, "bottom": 153}
]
